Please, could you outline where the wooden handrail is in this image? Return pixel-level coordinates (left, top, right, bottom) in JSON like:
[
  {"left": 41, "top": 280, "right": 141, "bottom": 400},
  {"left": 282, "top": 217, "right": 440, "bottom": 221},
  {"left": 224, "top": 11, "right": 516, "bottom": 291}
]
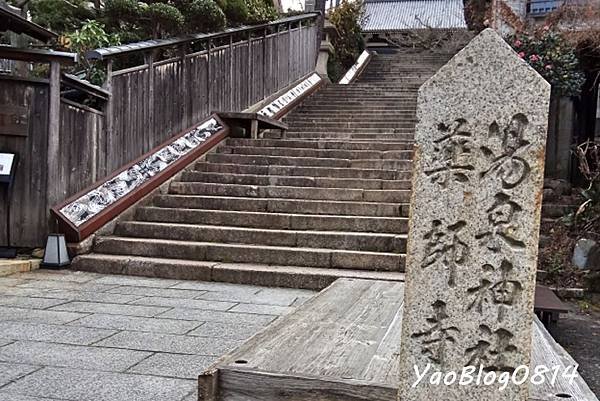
[{"left": 86, "top": 12, "right": 320, "bottom": 61}]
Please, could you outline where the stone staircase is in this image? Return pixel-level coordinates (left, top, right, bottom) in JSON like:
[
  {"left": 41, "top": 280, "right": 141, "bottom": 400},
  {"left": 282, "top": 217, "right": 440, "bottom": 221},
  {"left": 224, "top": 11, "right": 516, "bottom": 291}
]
[{"left": 73, "top": 50, "right": 455, "bottom": 289}]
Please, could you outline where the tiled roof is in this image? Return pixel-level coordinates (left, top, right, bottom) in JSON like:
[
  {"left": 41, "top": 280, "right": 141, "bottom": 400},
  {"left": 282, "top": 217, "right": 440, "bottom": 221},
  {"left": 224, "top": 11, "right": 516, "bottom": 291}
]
[{"left": 362, "top": 0, "right": 468, "bottom": 32}]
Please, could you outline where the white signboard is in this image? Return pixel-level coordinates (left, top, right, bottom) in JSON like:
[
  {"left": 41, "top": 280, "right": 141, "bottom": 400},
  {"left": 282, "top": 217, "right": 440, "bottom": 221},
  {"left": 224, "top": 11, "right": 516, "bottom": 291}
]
[{"left": 0, "top": 153, "right": 15, "bottom": 176}]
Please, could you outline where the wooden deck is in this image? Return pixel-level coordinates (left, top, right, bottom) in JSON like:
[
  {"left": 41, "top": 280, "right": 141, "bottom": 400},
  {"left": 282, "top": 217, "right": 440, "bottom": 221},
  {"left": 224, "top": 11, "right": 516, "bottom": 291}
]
[{"left": 199, "top": 279, "right": 598, "bottom": 401}]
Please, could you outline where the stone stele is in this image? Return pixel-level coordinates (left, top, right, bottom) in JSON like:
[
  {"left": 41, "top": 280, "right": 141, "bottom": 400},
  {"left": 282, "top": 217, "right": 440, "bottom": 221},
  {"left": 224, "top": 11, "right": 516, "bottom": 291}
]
[{"left": 398, "top": 28, "right": 550, "bottom": 401}]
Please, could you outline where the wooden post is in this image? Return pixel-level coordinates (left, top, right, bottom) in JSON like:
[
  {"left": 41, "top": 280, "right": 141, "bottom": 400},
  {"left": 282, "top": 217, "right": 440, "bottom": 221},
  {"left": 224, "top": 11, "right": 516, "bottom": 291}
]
[
  {"left": 207, "top": 39, "right": 212, "bottom": 113},
  {"left": 229, "top": 35, "right": 234, "bottom": 111},
  {"left": 46, "top": 60, "right": 61, "bottom": 224},
  {"left": 287, "top": 23, "right": 292, "bottom": 85},
  {"left": 250, "top": 119, "right": 258, "bottom": 139},
  {"left": 179, "top": 46, "right": 188, "bottom": 128},
  {"left": 144, "top": 51, "right": 155, "bottom": 151},
  {"left": 103, "top": 59, "right": 114, "bottom": 174},
  {"left": 247, "top": 31, "right": 252, "bottom": 106},
  {"left": 263, "top": 28, "right": 268, "bottom": 100}
]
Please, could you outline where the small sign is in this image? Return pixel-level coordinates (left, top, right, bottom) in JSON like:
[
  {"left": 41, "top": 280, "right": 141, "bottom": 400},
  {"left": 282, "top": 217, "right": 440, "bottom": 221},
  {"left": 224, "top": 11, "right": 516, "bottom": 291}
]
[
  {"left": 0, "top": 105, "right": 29, "bottom": 137},
  {"left": 0, "top": 152, "right": 17, "bottom": 184}
]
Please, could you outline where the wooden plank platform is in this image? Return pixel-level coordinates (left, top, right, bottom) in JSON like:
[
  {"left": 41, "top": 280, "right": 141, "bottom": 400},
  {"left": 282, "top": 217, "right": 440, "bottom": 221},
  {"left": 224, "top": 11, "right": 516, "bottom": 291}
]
[{"left": 200, "top": 279, "right": 598, "bottom": 401}]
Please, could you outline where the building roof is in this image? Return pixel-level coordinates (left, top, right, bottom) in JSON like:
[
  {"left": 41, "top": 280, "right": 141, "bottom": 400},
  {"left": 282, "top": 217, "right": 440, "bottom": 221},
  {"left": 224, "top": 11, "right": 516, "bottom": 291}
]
[
  {"left": 362, "top": 0, "right": 468, "bottom": 32},
  {"left": 0, "top": 6, "right": 57, "bottom": 42}
]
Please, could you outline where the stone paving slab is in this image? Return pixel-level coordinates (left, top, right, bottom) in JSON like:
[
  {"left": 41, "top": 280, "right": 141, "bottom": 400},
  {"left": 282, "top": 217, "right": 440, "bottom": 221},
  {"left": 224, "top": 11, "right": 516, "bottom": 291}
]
[
  {"left": 229, "top": 303, "right": 295, "bottom": 315},
  {"left": 0, "top": 321, "right": 116, "bottom": 345},
  {"left": 0, "top": 362, "right": 39, "bottom": 387},
  {"left": 0, "top": 341, "right": 152, "bottom": 372},
  {"left": 158, "top": 307, "right": 277, "bottom": 325},
  {"left": 187, "top": 321, "right": 266, "bottom": 340},
  {"left": 131, "top": 296, "right": 237, "bottom": 311},
  {"left": 0, "top": 269, "right": 314, "bottom": 401},
  {"left": 0, "top": 306, "right": 87, "bottom": 325},
  {"left": 49, "top": 301, "right": 170, "bottom": 317},
  {"left": 68, "top": 313, "right": 203, "bottom": 335},
  {"left": 0, "top": 393, "right": 66, "bottom": 401},
  {"left": 127, "top": 353, "right": 215, "bottom": 379},
  {"left": 0, "top": 296, "right": 69, "bottom": 310},
  {"left": 95, "top": 331, "right": 242, "bottom": 355},
  {"left": 106, "top": 285, "right": 208, "bottom": 299},
  {"left": 2, "top": 367, "right": 196, "bottom": 401}
]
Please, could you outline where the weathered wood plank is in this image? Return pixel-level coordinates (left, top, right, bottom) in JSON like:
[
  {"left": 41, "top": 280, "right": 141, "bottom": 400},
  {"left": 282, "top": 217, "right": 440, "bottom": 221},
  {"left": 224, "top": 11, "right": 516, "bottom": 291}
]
[
  {"left": 218, "top": 368, "right": 397, "bottom": 401},
  {"left": 205, "top": 279, "right": 598, "bottom": 401}
]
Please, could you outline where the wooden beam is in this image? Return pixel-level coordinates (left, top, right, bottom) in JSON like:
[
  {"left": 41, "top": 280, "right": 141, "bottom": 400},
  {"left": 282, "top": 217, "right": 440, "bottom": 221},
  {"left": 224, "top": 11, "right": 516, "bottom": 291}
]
[
  {"left": 0, "top": 46, "right": 77, "bottom": 64},
  {"left": 46, "top": 60, "right": 61, "bottom": 227}
]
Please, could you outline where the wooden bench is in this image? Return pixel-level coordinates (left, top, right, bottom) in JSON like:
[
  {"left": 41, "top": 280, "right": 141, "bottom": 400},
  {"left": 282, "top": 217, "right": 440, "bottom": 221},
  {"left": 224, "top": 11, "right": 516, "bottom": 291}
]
[
  {"left": 199, "top": 279, "right": 597, "bottom": 401},
  {"left": 214, "top": 111, "right": 288, "bottom": 139},
  {"left": 535, "top": 284, "right": 569, "bottom": 327}
]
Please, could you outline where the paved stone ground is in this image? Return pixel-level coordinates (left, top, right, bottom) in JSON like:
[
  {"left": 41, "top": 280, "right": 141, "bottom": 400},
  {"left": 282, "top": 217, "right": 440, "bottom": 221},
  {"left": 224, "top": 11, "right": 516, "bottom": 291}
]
[
  {"left": 0, "top": 269, "right": 315, "bottom": 401},
  {"left": 551, "top": 300, "right": 600, "bottom": 396}
]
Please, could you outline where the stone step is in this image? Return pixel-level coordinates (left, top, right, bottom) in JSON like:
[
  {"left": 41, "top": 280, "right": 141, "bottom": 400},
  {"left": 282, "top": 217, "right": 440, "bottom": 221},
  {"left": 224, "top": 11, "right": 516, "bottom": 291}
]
[
  {"left": 153, "top": 195, "right": 410, "bottom": 217},
  {"left": 204, "top": 153, "right": 413, "bottom": 169},
  {"left": 114, "top": 221, "right": 407, "bottom": 253},
  {"left": 216, "top": 145, "right": 413, "bottom": 160},
  {"left": 72, "top": 254, "right": 405, "bottom": 290},
  {"left": 93, "top": 236, "right": 405, "bottom": 271},
  {"left": 180, "top": 171, "right": 412, "bottom": 190},
  {"left": 294, "top": 105, "right": 416, "bottom": 111},
  {"left": 285, "top": 116, "right": 417, "bottom": 123},
  {"left": 225, "top": 138, "right": 414, "bottom": 151},
  {"left": 287, "top": 127, "right": 414, "bottom": 134},
  {"left": 169, "top": 182, "right": 412, "bottom": 203},
  {"left": 272, "top": 132, "right": 414, "bottom": 140},
  {"left": 288, "top": 122, "right": 415, "bottom": 129},
  {"left": 194, "top": 162, "right": 412, "bottom": 180},
  {"left": 286, "top": 111, "right": 417, "bottom": 118},
  {"left": 135, "top": 207, "right": 409, "bottom": 233}
]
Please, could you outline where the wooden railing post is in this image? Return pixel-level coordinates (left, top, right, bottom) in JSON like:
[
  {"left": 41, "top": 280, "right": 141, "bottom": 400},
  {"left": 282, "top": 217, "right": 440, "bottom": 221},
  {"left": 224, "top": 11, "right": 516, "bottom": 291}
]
[
  {"left": 103, "top": 59, "right": 114, "bottom": 174},
  {"left": 207, "top": 39, "right": 212, "bottom": 113},
  {"left": 229, "top": 35, "right": 234, "bottom": 111},
  {"left": 263, "top": 27, "right": 268, "bottom": 100},
  {"left": 287, "top": 22, "right": 292, "bottom": 85},
  {"left": 179, "top": 45, "right": 188, "bottom": 128},
  {"left": 247, "top": 30, "right": 252, "bottom": 105},
  {"left": 144, "top": 51, "right": 155, "bottom": 150},
  {"left": 46, "top": 60, "right": 61, "bottom": 225}
]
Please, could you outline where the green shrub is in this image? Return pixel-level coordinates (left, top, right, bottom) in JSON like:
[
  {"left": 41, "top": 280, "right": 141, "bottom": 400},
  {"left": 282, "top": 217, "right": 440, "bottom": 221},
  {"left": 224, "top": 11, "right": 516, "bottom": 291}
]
[
  {"left": 507, "top": 28, "right": 585, "bottom": 96},
  {"left": 245, "top": 0, "right": 278, "bottom": 24},
  {"left": 144, "top": 2, "right": 185, "bottom": 38},
  {"left": 217, "top": 0, "right": 249, "bottom": 26},
  {"left": 28, "top": 0, "right": 94, "bottom": 33},
  {"left": 67, "top": 20, "right": 121, "bottom": 84},
  {"left": 104, "top": 0, "right": 142, "bottom": 25},
  {"left": 184, "top": 0, "right": 227, "bottom": 33},
  {"left": 329, "top": 0, "right": 365, "bottom": 71}
]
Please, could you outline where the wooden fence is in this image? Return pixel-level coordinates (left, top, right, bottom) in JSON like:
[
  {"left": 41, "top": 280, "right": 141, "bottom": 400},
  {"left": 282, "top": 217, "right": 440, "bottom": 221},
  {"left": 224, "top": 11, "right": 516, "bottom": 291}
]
[
  {"left": 99, "top": 14, "right": 318, "bottom": 172},
  {"left": 0, "top": 13, "right": 320, "bottom": 247}
]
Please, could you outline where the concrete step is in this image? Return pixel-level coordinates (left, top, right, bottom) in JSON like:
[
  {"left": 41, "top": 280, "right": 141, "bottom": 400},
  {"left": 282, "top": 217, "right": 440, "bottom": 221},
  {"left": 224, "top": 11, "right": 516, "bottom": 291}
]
[
  {"left": 216, "top": 145, "right": 412, "bottom": 160},
  {"left": 114, "top": 221, "right": 407, "bottom": 253},
  {"left": 168, "top": 182, "right": 412, "bottom": 203},
  {"left": 180, "top": 171, "right": 412, "bottom": 190},
  {"left": 93, "top": 236, "right": 405, "bottom": 271},
  {"left": 225, "top": 138, "right": 414, "bottom": 151},
  {"left": 204, "top": 153, "right": 413, "bottom": 169},
  {"left": 194, "top": 162, "right": 412, "bottom": 180},
  {"left": 135, "top": 207, "right": 409, "bottom": 233},
  {"left": 153, "top": 195, "right": 410, "bottom": 217},
  {"left": 72, "top": 254, "right": 405, "bottom": 290}
]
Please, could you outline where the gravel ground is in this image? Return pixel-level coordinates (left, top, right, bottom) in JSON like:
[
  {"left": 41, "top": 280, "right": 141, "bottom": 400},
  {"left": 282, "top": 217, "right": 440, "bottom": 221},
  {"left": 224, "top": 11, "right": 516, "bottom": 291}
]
[{"left": 551, "top": 299, "right": 600, "bottom": 397}]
